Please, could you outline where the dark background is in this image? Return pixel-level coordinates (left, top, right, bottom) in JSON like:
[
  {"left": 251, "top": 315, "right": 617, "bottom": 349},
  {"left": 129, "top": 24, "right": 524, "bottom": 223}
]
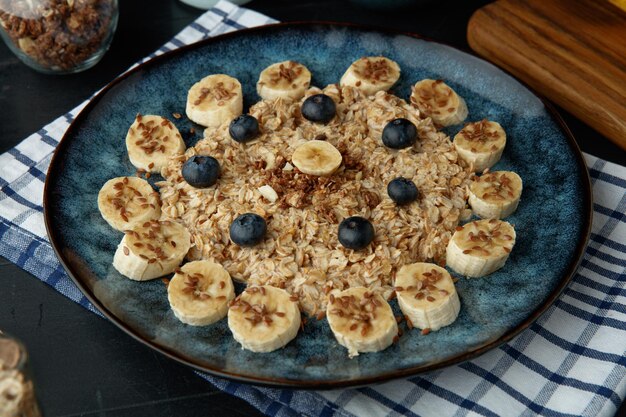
[{"left": 1, "top": 1, "right": 624, "bottom": 416}]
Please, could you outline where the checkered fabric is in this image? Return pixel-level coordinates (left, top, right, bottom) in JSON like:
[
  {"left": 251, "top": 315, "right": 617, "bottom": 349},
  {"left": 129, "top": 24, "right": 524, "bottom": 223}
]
[{"left": 1, "top": 2, "right": 625, "bottom": 416}]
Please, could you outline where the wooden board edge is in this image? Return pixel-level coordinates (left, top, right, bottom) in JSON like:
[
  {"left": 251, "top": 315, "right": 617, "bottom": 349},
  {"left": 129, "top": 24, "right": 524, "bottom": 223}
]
[{"left": 466, "top": 5, "right": 626, "bottom": 150}]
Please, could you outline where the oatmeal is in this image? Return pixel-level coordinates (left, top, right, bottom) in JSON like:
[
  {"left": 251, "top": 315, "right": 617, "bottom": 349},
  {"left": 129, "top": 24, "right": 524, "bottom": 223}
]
[{"left": 157, "top": 84, "right": 473, "bottom": 316}]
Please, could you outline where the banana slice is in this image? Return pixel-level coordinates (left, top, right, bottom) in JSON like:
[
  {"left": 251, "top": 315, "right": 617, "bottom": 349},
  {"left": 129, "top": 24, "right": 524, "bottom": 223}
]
[
  {"left": 228, "top": 285, "right": 301, "bottom": 353},
  {"left": 112, "top": 220, "right": 191, "bottom": 281},
  {"left": 186, "top": 74, "right": 243, "bottom": 128},
  {"left": 167, "top": 260, "right": 235, "bottom": 326},
  {"left": 410, "top": 79, "right": 468, "bottom": 126},
  {"left": 97, "top": 176, "right": 160, "bottom": 231},
  {"left": 395, "top": 263, "right": 460, "bottom": 331},
  {"left": 126, "top": 114, "right": 185, "bottom": 173},
  {"left": 446, "top": 219, "right": 516, "bottom": 278},
  {"left": 257, "top": 61, "right": 312, "bottom": 101},
  {"left": 291, "top": 140, "right": 342, "bottom": 176},
  {"left": 340, "top": 56, "right": 401, "bottom": 96},
  {"left": 469, "top": 171, "right": 523, "bottom": 219},
  {"left": 326, "top": 287, "right": 398, "bottom": 358},
  {"left": 453, "top": 120, "right": 507, "bottom": 172}
]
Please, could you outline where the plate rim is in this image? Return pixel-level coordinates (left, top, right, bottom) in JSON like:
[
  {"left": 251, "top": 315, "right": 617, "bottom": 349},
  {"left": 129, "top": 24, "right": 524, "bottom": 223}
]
[{"left": 43, "top": 21, "right": 593, "bottom": 389}]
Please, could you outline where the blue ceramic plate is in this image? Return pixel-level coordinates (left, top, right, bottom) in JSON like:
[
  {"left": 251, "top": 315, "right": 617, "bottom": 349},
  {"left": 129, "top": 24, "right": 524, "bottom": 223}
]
[{"left": 44, "top": 23, "right": 591, "bottom": 388}]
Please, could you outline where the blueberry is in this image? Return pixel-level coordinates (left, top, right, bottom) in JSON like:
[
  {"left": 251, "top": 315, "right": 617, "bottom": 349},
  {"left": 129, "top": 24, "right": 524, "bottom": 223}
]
[
  {"left": 301, "top": 94, "right": 336, "bottom": 123},
  {"left": 382, "top": 118, "right": 417, "bottom": 149},
  {"left": 229, "top": 213, "right": 267, "bottom": 247},
  {"left": 387, "top": 177, "right": 419, "bottom": 205},
  {"left": 338, "top": 216, "right": 375, "bottom": 250},
  {"left": 181, "top": 155, "right": 220, "bottom": 188},
  {"left": 229, "top": 114, "right": 260, "bottom": 143}
]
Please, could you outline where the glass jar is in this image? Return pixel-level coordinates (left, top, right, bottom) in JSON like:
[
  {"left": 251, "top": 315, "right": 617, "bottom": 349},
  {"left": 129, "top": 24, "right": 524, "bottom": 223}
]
[
  {"left": 0, "top": 0, "right": 118, "bottom": 74},
  {"left": 0, "top": 333, "right": 41, "bottom": 417}
]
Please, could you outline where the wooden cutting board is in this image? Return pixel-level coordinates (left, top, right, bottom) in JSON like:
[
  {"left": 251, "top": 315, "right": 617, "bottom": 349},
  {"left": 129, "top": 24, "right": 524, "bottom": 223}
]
[{"left": 467, "top": 0, "right": 626, "bottom": 149}]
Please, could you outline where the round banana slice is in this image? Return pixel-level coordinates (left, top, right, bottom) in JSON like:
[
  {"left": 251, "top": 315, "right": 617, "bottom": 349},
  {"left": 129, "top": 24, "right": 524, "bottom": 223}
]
[
  {"left": 395, "top": 263, "right": 460, "bottom": 331},
  {"left": 446, "top": 219, "right": 516, "bottom": 278},
  {"left": 228, "top": 286, "right": 301, "bottom": 353},
  {"left": 469, "top": 171, "right": 523, "bottom": 219},
  {"left": 112, "top": 220, "right": 191, "bottom": 281},
  {"left": 186, "top": 74, "right": 243, "bottom": 128},
  {"left": 326, "top": 287, "right": 398, "bottom": 358},
  {"left": 340, "top": 56, "right": 401, "bottom": 96},
  {"left": 257, "top": 60, "right": 312, "bottom": 101},
  {"left": 126, "top": 114, "right": 185, "bottom": 173},
  {"left": 291, "top": 140, "right": 342, "bottom": 176},
  {"left": 97, "top": 176, "right": 160, "bottom": 231},
  {"left": 167, "top": 260, "right": 235, "bottom": 326},
  {"left": 453, "top": 120, "right": 507, "bottom": 172},
  {"left": 410, "top": 79, "right": 468, "bottom": 126}
]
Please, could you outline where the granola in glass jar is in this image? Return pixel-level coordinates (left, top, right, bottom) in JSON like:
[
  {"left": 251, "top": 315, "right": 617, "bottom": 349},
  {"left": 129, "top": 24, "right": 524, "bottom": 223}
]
[{"left": 0, "top": 0, "right": 118, "bottom": 73}]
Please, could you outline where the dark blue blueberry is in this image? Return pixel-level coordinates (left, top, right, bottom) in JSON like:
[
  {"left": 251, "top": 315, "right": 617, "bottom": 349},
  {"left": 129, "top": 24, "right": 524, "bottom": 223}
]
[
  {"left": 229, "top": 114, "right": 260, "bottom": 143},
  {"left": 381, "top": 118, "right": 417, "bottom": 149},
  {"left": 338, "top": 216, "right": 375, "bottom": 250},
  {"left": 301, "top": 94, "right": 336, "bottom": 123},
  {"left": 387, "top": 177, "right": 419, "bottom": 205},
  {"left": 181, "top": 155, "right": 220, "bottom": 188},
  {"left": 229, "top": 213, "right": 267, "bottom": 247}
]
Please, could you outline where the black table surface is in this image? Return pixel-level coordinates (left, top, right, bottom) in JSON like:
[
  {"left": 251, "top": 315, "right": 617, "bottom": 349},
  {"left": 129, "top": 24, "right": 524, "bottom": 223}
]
[{"left": 1, "top": 1, "right": 625, "bottom": 416}]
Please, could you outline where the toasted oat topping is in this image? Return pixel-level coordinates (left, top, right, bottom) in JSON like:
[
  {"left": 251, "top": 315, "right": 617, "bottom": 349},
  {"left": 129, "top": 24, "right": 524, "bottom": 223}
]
[{"left": 264, "top": 160, "right": 346, "bottom": 211}]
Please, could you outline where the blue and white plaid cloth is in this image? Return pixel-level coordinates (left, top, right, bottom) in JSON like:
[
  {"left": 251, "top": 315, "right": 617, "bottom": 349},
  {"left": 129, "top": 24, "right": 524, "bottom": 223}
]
[{"left": 1, "top": 2, "right": 625, "bottom": 416}]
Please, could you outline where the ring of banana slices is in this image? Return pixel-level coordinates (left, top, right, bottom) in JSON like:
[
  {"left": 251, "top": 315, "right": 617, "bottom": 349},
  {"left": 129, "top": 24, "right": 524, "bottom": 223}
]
[{"left": 97, "top": 55, "right": 527, "bottom": 357}]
